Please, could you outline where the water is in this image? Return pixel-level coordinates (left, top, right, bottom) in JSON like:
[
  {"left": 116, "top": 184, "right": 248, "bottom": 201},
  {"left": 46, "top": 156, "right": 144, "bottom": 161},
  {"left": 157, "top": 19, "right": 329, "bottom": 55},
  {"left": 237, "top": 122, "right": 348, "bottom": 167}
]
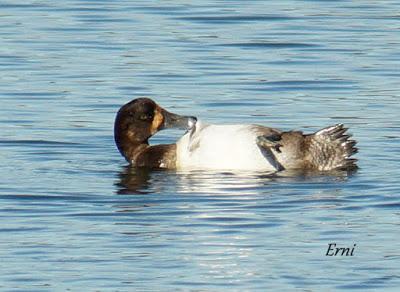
[{"left": 1, "top": 0, "right": 400, "bottom": 290}]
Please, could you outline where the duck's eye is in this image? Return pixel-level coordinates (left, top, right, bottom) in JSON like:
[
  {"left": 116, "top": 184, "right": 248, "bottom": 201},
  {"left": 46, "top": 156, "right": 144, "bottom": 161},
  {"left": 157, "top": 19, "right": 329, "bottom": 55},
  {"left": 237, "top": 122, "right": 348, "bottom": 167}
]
[{"left": 139, "top": 114, "right": 153, "bottom": 121}]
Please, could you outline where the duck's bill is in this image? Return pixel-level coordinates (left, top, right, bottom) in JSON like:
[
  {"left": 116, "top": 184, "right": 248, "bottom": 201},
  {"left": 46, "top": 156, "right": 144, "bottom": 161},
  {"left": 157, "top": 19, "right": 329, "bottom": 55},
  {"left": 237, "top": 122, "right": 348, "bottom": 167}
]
[{"left": 161, "top": 109, "right": 197, "bottom": 130}]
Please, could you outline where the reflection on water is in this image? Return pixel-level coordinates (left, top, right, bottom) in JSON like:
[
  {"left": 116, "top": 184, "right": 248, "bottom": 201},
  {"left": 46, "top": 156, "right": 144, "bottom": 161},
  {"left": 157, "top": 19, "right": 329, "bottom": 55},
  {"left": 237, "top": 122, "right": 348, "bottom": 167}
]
[
  {"left": 116, "top": 165, "right": 354, "bottom": 196},
  {"left": 110, "top": 166, "right": 383, "bottom": 291},
  {"left": 116, "top": 167, "right": 154, "bottom": 195}
]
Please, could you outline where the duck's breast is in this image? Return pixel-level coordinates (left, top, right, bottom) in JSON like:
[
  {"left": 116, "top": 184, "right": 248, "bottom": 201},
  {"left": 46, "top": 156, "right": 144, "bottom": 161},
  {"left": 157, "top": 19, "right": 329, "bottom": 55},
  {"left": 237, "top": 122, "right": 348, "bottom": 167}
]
[{"left": 176, "top": 123, "right": 275, "bottom": 171}]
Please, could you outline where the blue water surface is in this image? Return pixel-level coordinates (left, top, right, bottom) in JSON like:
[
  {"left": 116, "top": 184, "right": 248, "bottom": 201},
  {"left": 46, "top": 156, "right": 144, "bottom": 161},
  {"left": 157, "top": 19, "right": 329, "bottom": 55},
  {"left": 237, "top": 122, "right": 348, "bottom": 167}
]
[{"left": 1, "top": 1, "right": 400, "bottom": 290}]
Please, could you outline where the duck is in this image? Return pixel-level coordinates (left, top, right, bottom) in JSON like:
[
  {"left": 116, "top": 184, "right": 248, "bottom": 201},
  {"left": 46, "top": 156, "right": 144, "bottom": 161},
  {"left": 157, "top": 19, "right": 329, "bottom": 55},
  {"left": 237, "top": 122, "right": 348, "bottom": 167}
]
[{"left": 114, "top": 98, "right": 357, "bottom": 172}]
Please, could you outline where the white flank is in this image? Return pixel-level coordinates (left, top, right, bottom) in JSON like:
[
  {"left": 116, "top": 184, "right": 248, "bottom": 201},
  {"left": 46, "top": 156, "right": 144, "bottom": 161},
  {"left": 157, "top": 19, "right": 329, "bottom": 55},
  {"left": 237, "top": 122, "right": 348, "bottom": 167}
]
[{"left": 176, "top": 120, "right": 276, "bottom": 171}]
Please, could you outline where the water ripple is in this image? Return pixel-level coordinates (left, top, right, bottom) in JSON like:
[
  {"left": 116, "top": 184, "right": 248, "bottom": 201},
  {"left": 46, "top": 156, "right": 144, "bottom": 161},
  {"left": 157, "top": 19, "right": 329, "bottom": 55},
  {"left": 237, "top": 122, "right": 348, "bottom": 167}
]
[{"left": 0, "top": 0, "right": 400, "bottom": 291}]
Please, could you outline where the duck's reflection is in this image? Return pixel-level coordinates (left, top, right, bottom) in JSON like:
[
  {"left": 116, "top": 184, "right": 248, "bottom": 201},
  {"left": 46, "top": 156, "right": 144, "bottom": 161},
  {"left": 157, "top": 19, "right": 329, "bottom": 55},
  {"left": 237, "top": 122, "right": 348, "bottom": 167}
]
[
  {"left": 115, "top": 166, "right": 153, "bottom": 195},
  {"left": 115, "top": 165, "right": 356, "bottom": 195}
]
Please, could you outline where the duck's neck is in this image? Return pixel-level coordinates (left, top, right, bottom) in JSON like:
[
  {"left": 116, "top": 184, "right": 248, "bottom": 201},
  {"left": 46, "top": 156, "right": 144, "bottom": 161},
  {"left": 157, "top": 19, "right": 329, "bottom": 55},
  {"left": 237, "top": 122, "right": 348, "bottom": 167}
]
[
  {"left": 123, "top": 142, "right": 149, "bottom": 163},
  {"left": 115, "top": 133, "right": 177, "bottom": 168},
  {"left": 114, "top": 131, "right": 149, "bottom": 163}
]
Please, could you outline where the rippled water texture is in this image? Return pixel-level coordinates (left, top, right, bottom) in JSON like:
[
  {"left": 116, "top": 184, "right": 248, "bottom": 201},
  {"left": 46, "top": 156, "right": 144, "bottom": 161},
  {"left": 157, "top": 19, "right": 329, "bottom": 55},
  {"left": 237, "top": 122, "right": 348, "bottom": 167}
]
[{"left": 1, "top": 1, "right": 400, "bottom": 290}]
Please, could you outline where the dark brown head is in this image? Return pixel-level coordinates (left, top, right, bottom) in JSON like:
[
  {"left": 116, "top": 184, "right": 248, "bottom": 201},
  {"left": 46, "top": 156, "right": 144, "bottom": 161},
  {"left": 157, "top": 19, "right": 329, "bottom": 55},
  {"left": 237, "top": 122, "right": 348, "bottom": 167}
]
[{"left": 114, "top": 98, "right": 196, "bottom": 161}]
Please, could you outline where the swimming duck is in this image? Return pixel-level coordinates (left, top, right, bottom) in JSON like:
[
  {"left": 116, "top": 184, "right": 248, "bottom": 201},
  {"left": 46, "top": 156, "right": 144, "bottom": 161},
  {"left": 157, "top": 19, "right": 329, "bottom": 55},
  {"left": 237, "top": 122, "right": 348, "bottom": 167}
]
[{"left": 115, "top": 98, "right": 357, "bottom": 171}]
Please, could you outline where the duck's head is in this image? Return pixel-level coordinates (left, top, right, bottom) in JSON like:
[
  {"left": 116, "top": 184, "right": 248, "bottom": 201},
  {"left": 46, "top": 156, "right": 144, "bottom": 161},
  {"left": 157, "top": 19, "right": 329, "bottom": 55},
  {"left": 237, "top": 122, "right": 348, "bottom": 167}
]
[{"left": 114, "top": 98, "right": 196, "bottom": 159}]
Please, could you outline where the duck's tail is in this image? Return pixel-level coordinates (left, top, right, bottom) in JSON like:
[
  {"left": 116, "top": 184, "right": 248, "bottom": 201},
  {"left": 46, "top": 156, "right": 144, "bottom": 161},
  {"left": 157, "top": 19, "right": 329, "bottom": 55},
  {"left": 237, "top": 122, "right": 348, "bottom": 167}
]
[{"left": 305, "top": 124, "right": 358, "bottom": 171}]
